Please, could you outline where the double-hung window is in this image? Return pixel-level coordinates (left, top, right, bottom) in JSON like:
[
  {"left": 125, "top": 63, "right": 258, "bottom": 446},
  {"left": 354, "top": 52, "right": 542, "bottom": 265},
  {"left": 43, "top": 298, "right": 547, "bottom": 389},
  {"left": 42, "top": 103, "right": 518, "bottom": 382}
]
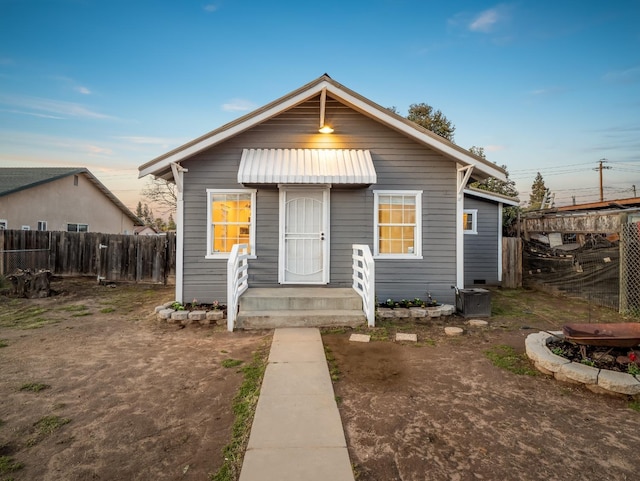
[
  {"left": 206, "top": 189, "right": 256, "bottom": 258},
  {"left": 374, "top": 190, "right": 422, "bottom": 258},
  {"left": 463, "top": 209, "right": 478, "bottom": 234}
]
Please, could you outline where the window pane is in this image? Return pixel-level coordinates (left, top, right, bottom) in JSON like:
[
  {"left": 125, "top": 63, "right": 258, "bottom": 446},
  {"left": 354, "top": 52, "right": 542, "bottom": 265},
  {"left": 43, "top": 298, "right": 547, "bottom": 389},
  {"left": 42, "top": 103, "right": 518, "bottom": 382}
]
[
  {"left": 376, "top": 193, "right": 418, "bottom": 255},
  {"left": 210, "top": 193, "right": 252, "bottom": 254}
]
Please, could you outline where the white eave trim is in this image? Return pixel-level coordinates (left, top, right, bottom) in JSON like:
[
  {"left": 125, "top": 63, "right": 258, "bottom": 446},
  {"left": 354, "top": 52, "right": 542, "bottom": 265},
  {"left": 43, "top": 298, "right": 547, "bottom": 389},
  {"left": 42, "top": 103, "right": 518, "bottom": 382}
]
[
  {"left": 464, "top": 188, "right": 520, "bottom": 206},
  {"left": 139, "top": 78, "right": 507, "bottom": 181}
]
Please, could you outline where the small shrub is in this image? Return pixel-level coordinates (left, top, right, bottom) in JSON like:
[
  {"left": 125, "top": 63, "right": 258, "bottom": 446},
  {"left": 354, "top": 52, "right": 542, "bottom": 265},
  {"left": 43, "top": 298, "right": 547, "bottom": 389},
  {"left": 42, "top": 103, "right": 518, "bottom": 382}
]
[{"left": 628, "top": 364, "right": 640, "bottom": 376}]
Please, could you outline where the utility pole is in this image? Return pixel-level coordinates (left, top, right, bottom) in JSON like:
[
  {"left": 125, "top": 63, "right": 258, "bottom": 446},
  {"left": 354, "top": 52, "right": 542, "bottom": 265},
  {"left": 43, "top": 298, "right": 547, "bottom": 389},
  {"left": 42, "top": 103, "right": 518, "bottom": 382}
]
[
  {"left": 633, "top": 184, "right": 637, "bottom": 197},
  {"left": 593, "top": 159, "right": 612, "bottom": 202}
]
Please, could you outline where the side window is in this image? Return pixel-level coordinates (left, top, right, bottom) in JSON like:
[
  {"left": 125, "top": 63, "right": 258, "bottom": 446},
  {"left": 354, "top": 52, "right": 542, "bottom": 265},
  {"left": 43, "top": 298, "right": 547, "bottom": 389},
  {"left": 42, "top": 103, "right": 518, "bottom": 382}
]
[
  {"left": 37, "top": 221, "right": 48, "bottom": 231},
  {"left": 373, "top": 190, "right": 423, "bottom": 258},
  {"left": 463, "top": 209, "right": 478, "bottom": 234},
  {"left": 206, "top": 189, "right": 256, "bottom": 258},
  {"left": 67, "top": 223, "right": 89, "bottom": 232},
  {"left": 0, "top": 220, "right": 7, "bottom": 230}
]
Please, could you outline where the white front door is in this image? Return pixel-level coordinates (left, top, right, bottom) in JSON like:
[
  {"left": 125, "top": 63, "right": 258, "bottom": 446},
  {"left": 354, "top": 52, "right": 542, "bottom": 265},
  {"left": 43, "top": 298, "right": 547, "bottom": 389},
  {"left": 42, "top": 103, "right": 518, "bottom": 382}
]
[{"left": 279, "top": 187, "right": 330, "bottom": 284}]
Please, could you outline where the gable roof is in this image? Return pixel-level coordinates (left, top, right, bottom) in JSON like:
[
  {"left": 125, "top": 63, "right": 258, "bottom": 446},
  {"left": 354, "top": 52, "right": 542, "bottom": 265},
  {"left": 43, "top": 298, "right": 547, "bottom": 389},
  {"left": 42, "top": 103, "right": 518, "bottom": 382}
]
[
  {"left": 139, "top": 74, "right": 508, "bottom": 182},
  {"left": 0, "top": 167, "right": 142, "bottom": 225}
]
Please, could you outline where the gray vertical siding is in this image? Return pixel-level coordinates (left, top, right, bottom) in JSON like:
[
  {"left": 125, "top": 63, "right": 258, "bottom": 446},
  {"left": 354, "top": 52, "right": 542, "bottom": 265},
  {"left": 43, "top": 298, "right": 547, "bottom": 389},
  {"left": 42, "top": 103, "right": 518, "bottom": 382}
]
[
  {"left": 464, "top": 196, "right": 500, "bottom": 286},
  {"left": 180, "top": 96, "right": 458, "bottom": 305}
]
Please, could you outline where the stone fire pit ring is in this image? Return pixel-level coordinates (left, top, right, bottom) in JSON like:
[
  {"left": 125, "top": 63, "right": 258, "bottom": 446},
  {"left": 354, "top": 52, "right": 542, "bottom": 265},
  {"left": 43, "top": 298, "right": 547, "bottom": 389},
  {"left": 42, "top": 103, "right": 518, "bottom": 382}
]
[{"left": 525, "top": 331, "right": 640, "bottom": 397}]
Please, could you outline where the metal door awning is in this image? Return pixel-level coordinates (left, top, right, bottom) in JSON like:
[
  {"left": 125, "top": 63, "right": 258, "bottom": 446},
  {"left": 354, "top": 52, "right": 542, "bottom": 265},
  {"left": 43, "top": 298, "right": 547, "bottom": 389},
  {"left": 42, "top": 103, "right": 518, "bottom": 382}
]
[{"left": 237, "top": 148, "right": 377, "bottom": 184}]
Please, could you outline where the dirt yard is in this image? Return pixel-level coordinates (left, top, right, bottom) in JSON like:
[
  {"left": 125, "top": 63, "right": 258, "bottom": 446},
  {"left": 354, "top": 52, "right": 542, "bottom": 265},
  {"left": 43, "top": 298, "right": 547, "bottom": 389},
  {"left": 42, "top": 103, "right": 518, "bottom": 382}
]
[
  {"left": 2, "top": 278, "right": 640, "bottom": 481},
  {"left": 323, "top": 289, "right": 640, "bottom": 481},
  {"left": 0, "top": 277, "right": 270, "bottom": 481}
]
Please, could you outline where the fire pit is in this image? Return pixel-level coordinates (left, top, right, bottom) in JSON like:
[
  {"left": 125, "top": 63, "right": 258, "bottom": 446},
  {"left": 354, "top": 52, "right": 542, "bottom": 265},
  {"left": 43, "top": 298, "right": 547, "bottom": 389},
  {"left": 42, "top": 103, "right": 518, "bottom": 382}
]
[{"left": 562, "top": 322, "right": 640, "bottom": 348}]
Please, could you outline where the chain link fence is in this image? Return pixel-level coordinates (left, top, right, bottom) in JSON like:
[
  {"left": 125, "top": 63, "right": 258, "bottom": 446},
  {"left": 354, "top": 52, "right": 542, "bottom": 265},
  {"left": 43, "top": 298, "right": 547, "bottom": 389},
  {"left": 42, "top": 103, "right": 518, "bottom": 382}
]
[
  {"left": 0, "top": 249, "right": 51, "bottom": 277},
  {"left": 620, "top": 222, "right": 640, "bottom": 315}
]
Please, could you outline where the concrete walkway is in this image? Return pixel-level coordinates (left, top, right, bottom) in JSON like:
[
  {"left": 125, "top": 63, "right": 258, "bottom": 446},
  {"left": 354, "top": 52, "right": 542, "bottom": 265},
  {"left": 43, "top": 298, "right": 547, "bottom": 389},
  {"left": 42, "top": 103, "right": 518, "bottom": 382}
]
[{"left": 239, "top": 328, "right": 355, "bottom": 481}]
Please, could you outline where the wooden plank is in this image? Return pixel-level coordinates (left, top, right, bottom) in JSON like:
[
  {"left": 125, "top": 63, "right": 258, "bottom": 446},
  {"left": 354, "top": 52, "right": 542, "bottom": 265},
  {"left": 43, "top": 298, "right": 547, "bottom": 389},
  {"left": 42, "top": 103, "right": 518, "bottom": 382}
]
[{"left": 502, "top": 237, "right": 522, "bottom": 288}]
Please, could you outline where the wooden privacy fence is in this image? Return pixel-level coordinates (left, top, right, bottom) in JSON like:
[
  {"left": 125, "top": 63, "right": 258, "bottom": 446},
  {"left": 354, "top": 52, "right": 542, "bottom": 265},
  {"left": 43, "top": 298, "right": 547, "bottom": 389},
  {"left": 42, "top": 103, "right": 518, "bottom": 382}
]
[
  {"left": 502, "top": 237, "right": 523, "bottom": 288},
  {"left": 0, "top": 230, "right": 175, "bottom": 284}
]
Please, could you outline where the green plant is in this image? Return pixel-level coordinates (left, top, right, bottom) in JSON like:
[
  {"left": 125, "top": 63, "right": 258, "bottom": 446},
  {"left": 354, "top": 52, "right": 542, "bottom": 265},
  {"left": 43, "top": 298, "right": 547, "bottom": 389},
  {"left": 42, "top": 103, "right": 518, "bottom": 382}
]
[
  {"left": 221, "top": 359, "right": 243, "bottom": 368},
  {"left": 0, "top": 339, "right": 8, "bottom": 348},
  {"left": 211, "top": 346, "right": 268, "bottom": 481},
  {"left": 100, "top": 307, "right": 115, "bottom": 313},
  {"left": 629, "top": 400, "right": 640, "bottom": 412},
  {"left": 0, "top": 455, "right": 24, "bottom": 475},
  {"left": 20, "top": 382, "right": 50, "bottom": 392},
  {"left": 580, "top": 359, "right": 596, "bottom": 367},
  {"left": 484, "top": 345, "right": 538, "bottom": 376},
  {"left": 628, "top": 364, "right": 640, "bottom": 376},
  {"left": 171, "top": 301, "right": 185, "bottom": 311},
  {"left": 324, "top": 346, "right": 341, "bottom": 382},
  {"left": 551, "top": 347, "right": 565, "bottom": 356}
]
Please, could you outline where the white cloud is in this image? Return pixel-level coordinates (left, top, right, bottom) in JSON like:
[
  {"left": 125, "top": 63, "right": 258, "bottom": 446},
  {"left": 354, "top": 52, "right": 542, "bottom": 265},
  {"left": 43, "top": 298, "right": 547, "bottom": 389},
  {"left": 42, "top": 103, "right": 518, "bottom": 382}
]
[
  {"left": 204, "top": 3, "right": 218, "bottom": 12},
  {"left": 470, "top": 9, "right": 500, "bottom": 32},
  {"left": 484, "top": 145, "right": 506, "bottom": 152},
  {"left": 0, "top": 94, "right": 115, "bottom": 120},
  {"left": 0, "top": 108, "right": 65, "bottom": 119},
  {"left": 603, "top": 66, "right": 640, "bottom": 84},
  {"left": 116, "top": 136, "right": 182, "bottom": 149},
  {"left": 222, "top": 98, "right": 256, "bottom": 112},
  {"left": 529, "top": 86, "right": 567, "bottom": 96},
  {"left": 75, "top": 86, "right": 92, "bottom": 95},
  {"left": 87, "top": 144, "right": 113, "bottom": 155}
]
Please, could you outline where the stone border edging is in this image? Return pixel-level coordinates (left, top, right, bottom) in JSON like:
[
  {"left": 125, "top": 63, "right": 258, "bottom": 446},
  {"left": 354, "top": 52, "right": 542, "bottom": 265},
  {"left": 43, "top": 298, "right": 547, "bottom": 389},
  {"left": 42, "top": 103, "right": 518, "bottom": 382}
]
[
  {"left": 377, "top": 304, "right": 456, "bottom": 319},
  {"left": 155, "top": 301, "right": 226, "bottom": 326},
  {"left": 525, "top": 331, "right": 640, "bottom": 397}
]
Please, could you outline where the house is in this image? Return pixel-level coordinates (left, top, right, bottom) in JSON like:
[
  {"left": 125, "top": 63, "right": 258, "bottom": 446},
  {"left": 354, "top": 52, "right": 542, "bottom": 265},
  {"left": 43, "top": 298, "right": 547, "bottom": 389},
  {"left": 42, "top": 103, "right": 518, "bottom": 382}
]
[
  {"left": 463, "top": 187, "right": 520, "bottom": 286},
  {"left": 134, "top": 225, "right": 159, "bottom": 236},
  {"left": 0, "top": 167, "right": 141, "bottom": 234},
  {"left": 139, "top": 74, "right": 514, "bottom": 328}
]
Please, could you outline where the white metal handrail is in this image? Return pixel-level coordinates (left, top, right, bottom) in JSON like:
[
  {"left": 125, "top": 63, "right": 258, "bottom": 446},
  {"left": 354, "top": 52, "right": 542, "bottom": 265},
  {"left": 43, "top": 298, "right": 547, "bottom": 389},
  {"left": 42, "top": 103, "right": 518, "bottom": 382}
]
[
  {"left": 352, "top": 244, "right": 375, "bottom": 327},
  {"left": 226, "top": 243, "right": 249, "bottom": 331}
]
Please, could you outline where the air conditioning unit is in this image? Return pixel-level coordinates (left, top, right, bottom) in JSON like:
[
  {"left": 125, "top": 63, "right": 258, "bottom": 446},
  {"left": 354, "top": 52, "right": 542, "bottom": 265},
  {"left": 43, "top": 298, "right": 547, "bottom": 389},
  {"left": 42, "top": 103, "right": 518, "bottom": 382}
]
[{"left": 456, "top": 288, "right": 491, "bottom": 318}]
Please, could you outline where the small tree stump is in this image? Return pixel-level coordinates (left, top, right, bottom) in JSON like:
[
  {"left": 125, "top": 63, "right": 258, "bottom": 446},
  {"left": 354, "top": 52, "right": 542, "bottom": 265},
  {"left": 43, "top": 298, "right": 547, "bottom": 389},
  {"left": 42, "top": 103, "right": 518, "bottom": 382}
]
[{"left": 7, "top": 269, "right": 52, "bottom": 298}]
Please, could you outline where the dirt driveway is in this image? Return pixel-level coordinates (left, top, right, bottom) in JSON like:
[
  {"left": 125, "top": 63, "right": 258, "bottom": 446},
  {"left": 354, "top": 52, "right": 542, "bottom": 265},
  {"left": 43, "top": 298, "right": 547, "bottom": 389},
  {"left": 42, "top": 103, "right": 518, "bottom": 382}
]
[
  {"left": 0, "top": 277, "right": 270, "bottom": 481},
  {"left": 323, "top": 289, "right": 640, "bottom": 481}
]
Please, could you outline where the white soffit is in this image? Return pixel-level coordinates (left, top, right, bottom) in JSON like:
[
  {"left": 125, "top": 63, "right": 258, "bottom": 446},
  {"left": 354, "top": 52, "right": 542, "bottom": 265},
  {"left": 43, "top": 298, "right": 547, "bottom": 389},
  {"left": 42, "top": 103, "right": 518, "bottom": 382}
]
[{"left": 238, "top": 149, "right": 377, "bottom": 184}]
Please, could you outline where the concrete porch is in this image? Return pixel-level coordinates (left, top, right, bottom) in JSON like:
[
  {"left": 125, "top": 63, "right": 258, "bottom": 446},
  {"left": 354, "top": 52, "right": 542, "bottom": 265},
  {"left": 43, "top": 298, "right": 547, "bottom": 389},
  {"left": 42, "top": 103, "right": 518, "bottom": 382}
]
[{"left": 236, "top": 287, "right": 367, "bottom": 329}]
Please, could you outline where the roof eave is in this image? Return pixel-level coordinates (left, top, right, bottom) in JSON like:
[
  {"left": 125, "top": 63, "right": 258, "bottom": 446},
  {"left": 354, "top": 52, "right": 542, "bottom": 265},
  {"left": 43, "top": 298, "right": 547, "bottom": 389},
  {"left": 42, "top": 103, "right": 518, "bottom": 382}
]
[{"left": 138, "top": 75, "right": 507, "bottom": 181}]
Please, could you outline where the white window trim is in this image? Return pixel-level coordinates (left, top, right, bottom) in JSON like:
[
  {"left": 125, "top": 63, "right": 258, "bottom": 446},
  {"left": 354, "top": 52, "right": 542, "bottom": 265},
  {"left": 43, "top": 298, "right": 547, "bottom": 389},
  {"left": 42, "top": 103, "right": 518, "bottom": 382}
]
[
  {"left": 37, "top": 220, "right": 48, "bottom": 231},
  {"left": 463, "top": 209, "right": 478, "bottom": 235},
  {"left": 21, "top": 225, "right": 31, "bottom": 230},
  {"left": 373, "top": 190, "right": 423, "bottom": 259},
  {"left": 0, "top": 219, "right": 7, "bottom": 229},
  {"left": 206, "top": 188, "right": 257, "bottom": 259}
]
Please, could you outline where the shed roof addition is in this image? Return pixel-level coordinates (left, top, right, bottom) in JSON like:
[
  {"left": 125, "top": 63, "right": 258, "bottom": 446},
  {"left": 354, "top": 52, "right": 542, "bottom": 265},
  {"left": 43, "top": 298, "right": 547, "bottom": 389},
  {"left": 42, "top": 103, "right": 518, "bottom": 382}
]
[{"left": 238, "top": 149, "right": 377, "bottom": 185}]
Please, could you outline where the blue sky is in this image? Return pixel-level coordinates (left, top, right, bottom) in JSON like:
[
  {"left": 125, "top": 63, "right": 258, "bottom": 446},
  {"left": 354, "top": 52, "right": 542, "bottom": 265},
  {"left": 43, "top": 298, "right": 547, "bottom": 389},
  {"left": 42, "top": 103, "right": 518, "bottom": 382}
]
[{"left": 1, "top": 0, "right": 639, "bottom": 210}]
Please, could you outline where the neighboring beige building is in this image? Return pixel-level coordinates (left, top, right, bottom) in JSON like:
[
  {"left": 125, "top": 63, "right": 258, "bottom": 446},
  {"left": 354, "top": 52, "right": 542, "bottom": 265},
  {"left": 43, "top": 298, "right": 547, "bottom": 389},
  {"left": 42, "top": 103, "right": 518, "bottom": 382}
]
[{"left": 0, "top": 167, "right": 141, "bottom": 234}]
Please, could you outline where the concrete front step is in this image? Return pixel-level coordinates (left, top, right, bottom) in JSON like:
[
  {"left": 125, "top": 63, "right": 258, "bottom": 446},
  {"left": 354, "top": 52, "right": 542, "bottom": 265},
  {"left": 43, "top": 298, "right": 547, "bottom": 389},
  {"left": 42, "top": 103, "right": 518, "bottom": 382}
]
[
  {"left": 238, "top": 310, "right": 366, "bottom": 329},
  {"left": 240, "top": 287, "right": 362, "bottom": 311}
]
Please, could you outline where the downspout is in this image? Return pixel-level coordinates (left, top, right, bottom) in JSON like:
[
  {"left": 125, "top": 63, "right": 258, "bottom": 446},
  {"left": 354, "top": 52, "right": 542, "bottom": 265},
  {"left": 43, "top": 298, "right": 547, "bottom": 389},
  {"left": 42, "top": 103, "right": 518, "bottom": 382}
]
[
  {"left": 497, "top": 202, "right": 504, "bottom": 282},
  {"left": 171, "top": 162, "right": 188, "bottom": 303},
  {"left": 456, "top": 164, "right": 474, "bottom": 289}
]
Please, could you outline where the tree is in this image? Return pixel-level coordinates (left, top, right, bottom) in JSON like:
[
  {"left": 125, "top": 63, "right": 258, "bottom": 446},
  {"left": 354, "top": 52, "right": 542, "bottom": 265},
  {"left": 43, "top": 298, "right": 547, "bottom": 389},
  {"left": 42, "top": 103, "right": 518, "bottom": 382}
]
[
  {"left": 406, "top": 103, "right": 456, "bottom": 142},
  {"left": 388, "top": 103, "right": 456, "bottom": 142},
  {"left": 468, "top": 147, "right": 520, "bottom": 235},
  {"left": 167, "top": 213, "right": 176, "bottom": 231},
  {"left": 142, "top": 177, "right": 177, "bottom": 215},
  {"left": 528, "top": 172, "right": 550, "bottom": 210}
]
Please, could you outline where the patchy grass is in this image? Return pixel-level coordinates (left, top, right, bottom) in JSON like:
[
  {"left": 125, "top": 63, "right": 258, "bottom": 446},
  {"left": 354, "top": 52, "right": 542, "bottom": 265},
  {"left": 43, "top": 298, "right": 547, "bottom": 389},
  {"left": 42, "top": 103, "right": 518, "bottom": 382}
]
[
  {"left": 58, "top": 304, "right": 88, "bottom": 312},
  {"left": 0, "top": 455, "right": 24, "bottom": 475},
  {"left": 0, "top": 306, "right": 52, "bottom": 329},
  {"left": 27, "top": 415, "right": 71, "bottom": 446},
  {"left": 628, "top": 400, "right": 640, "bottom": 412},
  {"left": 211, "top": 346, "right": 269, "bottom": 481},
  {"left": 221, "top": 359, "right": 243, "bottom": 369},
  {"left": 0, "top": 339, "right": 8, "bottom": 348},
  {"left": 484, "top": 345, "right": 538, "bottom": 376},
  {"left": 19, "top": 383, "right": 50, "bottom": 393},
  {"left": 22, "top": 318, "right": 60, "bottom": 330},
  {"left": 324, "top": 346, "right": 341, "bottom": 382},
  {"left": 99, "top": 307, "right": 115, "bottom": 314}
]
